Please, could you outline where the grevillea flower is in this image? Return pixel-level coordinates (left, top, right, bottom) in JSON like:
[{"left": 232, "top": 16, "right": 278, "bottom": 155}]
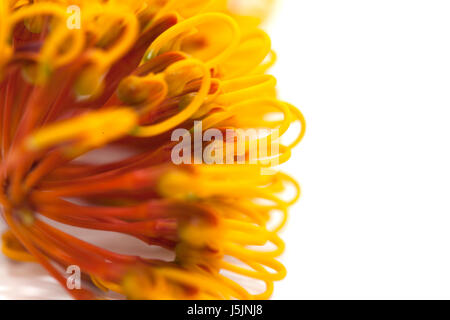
[{"left": 0, "top": 0, "right": 305, "bottom": 299}]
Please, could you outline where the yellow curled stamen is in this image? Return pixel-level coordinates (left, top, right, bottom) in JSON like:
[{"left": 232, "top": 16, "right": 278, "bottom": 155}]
[
  {"left": 91, "top": 275, "right": 124, "bottom": 294},
  {"left": 201, "top": 98, "right": 293, "bottom": 154},
  {"left": 220, "top": 29, "right": 272, "bottom": 79},
  {"left": 220, "top": 255, "right": 286, "bottom": 282},
  {"left": 155, "top": 0, "right": 215, "bottom": 19},
  {"left": 251, "top": 49, "right": 277, "bottom": 75},
  {"left": 284, "top": 102, "right": 307, "bottom": 150},
  {"left": 83, "top": 4, "right": 139, "bottom": 69},
  {"left": 8, "top": 3, "right": 82, "bottom": 76},
  {"left": 146, "top": 12, "right": 240, "bottom": 68},
  {"left": 133, "top": 58, "right": 211, "bottom": 137},
  {"left": 2, "top": 230, "right": 36, "bottom": 263},
  {"left": 8, "top": 3, "right": 68, "bottom": 28},
  {"left": 40, "top": 27, "right": 85, "bottom": 70},
  {"left": 214, "top": 74, "right": 277, "bottom": 106}
]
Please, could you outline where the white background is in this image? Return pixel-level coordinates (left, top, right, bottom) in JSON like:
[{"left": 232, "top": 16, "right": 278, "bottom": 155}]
[
  {"left": 2, "top": 0, "right": 450, "bottom": 300},
  {"left": 270, "top": 0, "right": 450, "bottom": 299}
]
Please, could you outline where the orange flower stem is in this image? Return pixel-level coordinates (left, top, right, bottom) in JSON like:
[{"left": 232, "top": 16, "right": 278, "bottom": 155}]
[
  {"left": 2, "top": 210, "right": 96, "bottom": 299},
  {"left": 2, "top": 69, "right": 18, "bottom": 157}
]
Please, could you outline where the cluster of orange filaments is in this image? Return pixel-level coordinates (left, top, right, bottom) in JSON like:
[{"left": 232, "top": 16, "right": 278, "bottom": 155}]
[{"left": 0, "top": 0, "right": 305, "bottom": 299}]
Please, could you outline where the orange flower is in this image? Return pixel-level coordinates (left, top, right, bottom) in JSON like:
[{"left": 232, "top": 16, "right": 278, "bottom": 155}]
[{"left": 0, "top": 0, "right": 305, "bottom": 299}]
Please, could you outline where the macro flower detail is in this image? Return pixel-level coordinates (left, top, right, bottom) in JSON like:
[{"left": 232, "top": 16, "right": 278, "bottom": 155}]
[{"left": 0, "top": 0, "right": 305, "bottom": 299}]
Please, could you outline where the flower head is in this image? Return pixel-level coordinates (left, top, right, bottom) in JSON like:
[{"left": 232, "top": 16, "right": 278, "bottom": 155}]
[{"left": 0, "top": 0, "right": 305, "bottom": 299}]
